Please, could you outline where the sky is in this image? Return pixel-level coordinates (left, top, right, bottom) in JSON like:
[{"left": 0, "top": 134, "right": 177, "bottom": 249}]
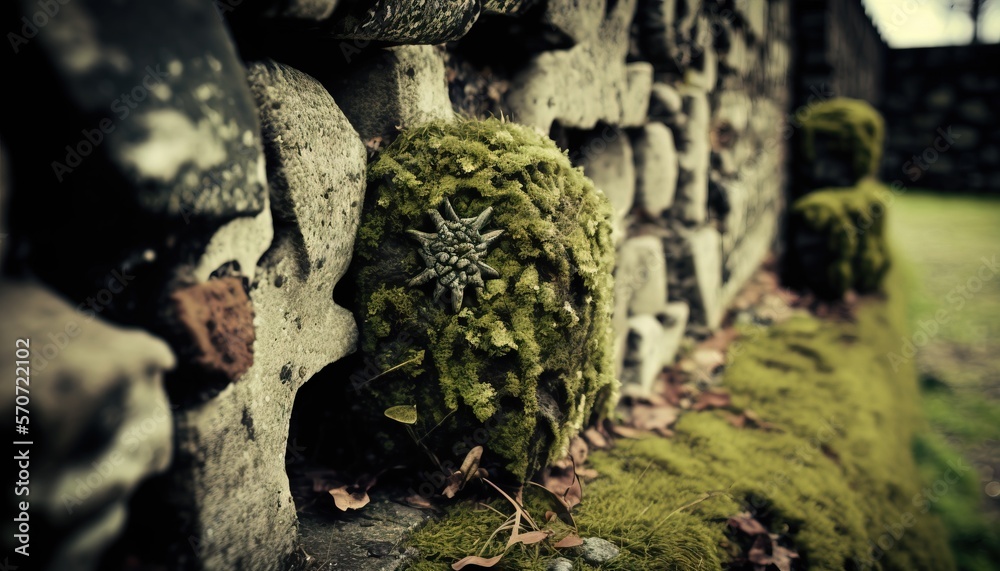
[{"left": 862, "top": 0, "right": 1000, "bottom": 46}]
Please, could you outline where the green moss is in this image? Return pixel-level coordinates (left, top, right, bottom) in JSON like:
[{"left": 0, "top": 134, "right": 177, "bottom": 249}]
[
  {"left": 801, "top": 98, "right": 885, "bottom": 186},
  {"left": 403, "top": 265, "right": 954, "bottom": 570},
  {"left": 353, "top": 119, "right": 617, "bottom": 480},
  {"left": 790, "top": 178, "right": 892, "bottom": 298}
]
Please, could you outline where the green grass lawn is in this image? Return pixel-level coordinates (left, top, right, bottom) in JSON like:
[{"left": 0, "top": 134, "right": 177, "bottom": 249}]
[{"left": 888, "top": 190, "right": 1000, "bottom": 571}]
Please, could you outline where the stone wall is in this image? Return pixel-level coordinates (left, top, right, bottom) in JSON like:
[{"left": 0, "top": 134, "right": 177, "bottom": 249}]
[
  {"left": 789, "top": 0, "right": 886, "bottom": 199},
  {"left": 791, "top": 0, "right": 885, "bottom": 109},
  {"left": 881, "top": 43, "right": 1000, "bottom": 193},
  {"left": 0, "top": 0, "right": 791, "bottom": 569}
]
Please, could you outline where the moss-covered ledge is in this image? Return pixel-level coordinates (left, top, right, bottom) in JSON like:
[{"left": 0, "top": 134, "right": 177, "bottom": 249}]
[{"left": 402, "top": 267, "right": 955, "bottom": 570}]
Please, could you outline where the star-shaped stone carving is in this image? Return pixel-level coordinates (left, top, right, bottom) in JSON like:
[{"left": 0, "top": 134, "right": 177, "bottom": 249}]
[{"left": 407, "top": 198, "right": 503, "bottom": 312}]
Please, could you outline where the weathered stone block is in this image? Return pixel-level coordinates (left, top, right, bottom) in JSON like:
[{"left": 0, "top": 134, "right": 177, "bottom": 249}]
[
  {"left": 172, "top": 60, "right": 366, "bottom": 571},
  {"left": 632, "top": 122, "right": 679, "bottom": 218},
  {"left": 672, "top": 85, "right": 711, "bottom": 224},
  {"left": 649, "top": 82, "right": 684, "bottom": 125},
  {"left": 665, "top": 225, "right": 723, "bottom": 329},
  {"left": 579, "top": 131, "right": 635, "bottom": 242},
  {"left": 324, "top": 45, "right": 453, "bottom": 141},
  {"left": 28, "top": 0, "right": 267, "bottom": 222},
  {"left": 482, "top": 0, "right": 539, "bottom": 15},
  {"left": 620, "top": 303, "right": 687, "bottom": 397},
  {"left": 616, "top": 235, "right": 668, "bottom": 316},
  {"left": 622, "top": 62, "right": 654, "bottom": 127},
  {"left": 620, "top": 314, "right": 666, "bottom": 396},
  {"left": 325, "top": 0, "right": 480, "bottom": 43},
  {"left": 506, "top": 0, "right": 637, "bottom": 131},
  {"left": 543, "top": 0, "right": 606, "bottom": 44},
  {"left": 685, "top": 40, "right": 717, "bottom": 91},
  {"left": 659, "top": 301, "right": 689, "bottom": 366}
]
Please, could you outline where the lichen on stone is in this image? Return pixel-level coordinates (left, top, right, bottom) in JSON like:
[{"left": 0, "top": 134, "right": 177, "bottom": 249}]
[{"left": 353, "top": 118, "right": 617, "bottom": 480}]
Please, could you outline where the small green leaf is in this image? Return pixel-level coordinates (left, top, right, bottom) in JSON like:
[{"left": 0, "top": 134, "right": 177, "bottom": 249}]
[{"left": 384, "top": 405, "right": 418, "bottom": 425}]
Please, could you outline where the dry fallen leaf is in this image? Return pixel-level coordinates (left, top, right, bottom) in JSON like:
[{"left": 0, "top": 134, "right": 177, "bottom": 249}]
[
  {"left": 541, "top": 463, "right": 583, "bottom": 509},
  {"left": 692, "top": 389, "right": 731, "bottom": 411},
  {"left": 583, "top": 427, "right": 610, "bottom": 449},
  {"left": 653, "top": 426, "right": 675, "bottom": 438},
  {"left": 328, "top": 474, "right": 377, "bottom": 511},
  {"left": 747, "top": 534, "right": 799, "bottom": 571},
  {"left": 630, "top": 403, "right": 681, "bottom": 431},
  {"left": 727, "top": 408, "right": 781, "bottom": 432},
  {"left": 610, "top": 424, "right": 644, "bottom": 439},
  {"left": 510, "top": 530, "right": 549, "bottom": 546},
  {"left": 452, "top": 554, "right": 503, "bottom": 570},
  {"left": 459, "top": 446, "right": 484, "bottom": 487},
  {"left": 329, "top": 486, "right": 370, "bottom": 511},
  {"left": 660, "top": 369, "right": 690, "bottom": 406},
  {"left": 443, "top": 446, "right": 485, "bottom": 498},
  {"left": 401, "top": 494, "right": 438, "bottom": 511},
  {"left": 554, "top": 534, "right": 584, "bottom": 548},
  {"left": 727, "top": 512, "right": 768, "bottom": 536},
  {"left": 442, "top": 471, "right": 464, "bottom": 499}
]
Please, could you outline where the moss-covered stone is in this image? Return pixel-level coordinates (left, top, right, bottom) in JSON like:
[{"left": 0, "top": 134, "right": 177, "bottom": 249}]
[
  {"left": 353, "top": 119, "right": 617, "bottom": 480},
  {"left": 799, "top": 98, "right": 885, "bottom": 190},
  {"left": 789, "top": 178, "right": 891, "bottom": 298},
  {"left": 403, "top": 265, "right": 955, "bottom": 570}
]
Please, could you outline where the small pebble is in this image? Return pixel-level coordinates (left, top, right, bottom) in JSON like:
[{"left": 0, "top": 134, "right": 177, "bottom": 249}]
[
  {"left": 547, "top": 557, "right": 574, "bottom": 571},
  {"left": 576, "top": 537, "right": 620, "bottom": 564}
]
